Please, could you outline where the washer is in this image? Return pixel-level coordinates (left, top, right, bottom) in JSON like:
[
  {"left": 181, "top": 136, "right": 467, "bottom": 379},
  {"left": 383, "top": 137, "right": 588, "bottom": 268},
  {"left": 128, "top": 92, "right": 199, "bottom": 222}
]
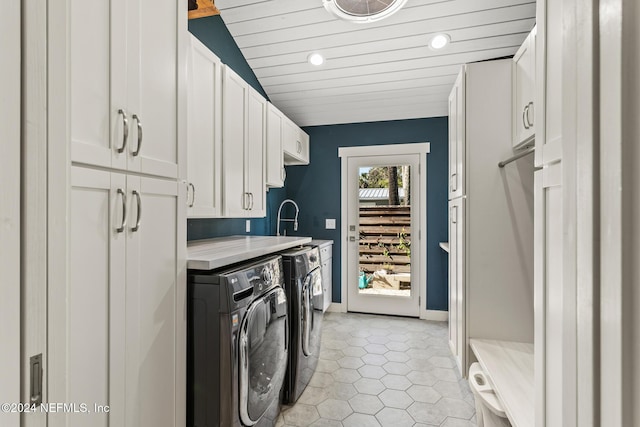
[
  {"left": 279, "top": 246, "right": 324, "bottom": 404},
  {"left": 187, "top": 255, "right": 288, "bottom": 427}
]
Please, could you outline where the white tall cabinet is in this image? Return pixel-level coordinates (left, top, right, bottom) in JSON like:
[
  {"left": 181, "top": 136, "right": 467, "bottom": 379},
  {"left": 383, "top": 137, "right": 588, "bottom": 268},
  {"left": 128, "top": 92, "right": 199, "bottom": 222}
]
[
  {"left": 447, "top": 60, "right": 535, "bottom": 378},
  {"left": 534, "top": 0, "right": 572, "bottom": 425},
  {"left": 47, "top": 1, "right": 187, "bottom": 426}
]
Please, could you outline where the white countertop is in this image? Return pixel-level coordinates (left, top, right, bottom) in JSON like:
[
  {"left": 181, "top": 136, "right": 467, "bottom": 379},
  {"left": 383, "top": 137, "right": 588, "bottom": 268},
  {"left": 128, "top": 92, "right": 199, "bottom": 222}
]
[
  {"left": 310, "top": 239, "right": 334, "bottom": 248},
  {"left": 439, "top": 242, "right": 450, "bottom": 253},
  {"left": 469, "top": 339, "right": 534, "bottom": 427},
  {"left": 187, "top": 235, "right": 312, "bottom": 270}
]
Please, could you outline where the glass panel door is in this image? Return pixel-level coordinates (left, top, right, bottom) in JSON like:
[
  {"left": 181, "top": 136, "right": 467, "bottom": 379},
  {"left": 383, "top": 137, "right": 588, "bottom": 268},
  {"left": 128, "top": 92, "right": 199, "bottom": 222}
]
[{"left": 239, "top": 287, "right": 288, "bottom": 425}]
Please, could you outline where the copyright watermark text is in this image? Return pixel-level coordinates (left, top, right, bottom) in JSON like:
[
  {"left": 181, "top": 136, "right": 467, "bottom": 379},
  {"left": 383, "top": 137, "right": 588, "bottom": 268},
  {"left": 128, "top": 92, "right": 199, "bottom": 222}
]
[{"left": 1, "top": 403, "right": 110, "bottom": 414}]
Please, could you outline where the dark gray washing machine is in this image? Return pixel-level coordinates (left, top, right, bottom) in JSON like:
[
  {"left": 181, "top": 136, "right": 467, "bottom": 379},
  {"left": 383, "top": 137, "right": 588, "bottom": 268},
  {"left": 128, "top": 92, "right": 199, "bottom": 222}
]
[
  {"left": 187, "top": 255, "right": 288, "bottom": 427},
  {"left": 280, "top": 246, "right": 324, "bottom": 404}
]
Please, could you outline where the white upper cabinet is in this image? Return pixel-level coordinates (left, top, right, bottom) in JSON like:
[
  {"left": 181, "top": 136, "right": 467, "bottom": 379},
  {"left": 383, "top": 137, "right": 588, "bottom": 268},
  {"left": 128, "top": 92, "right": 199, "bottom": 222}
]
[
  {"left": 265, "top": 103, "right": 286, "bottom": 188},
  {"left": 536, "top": 0, "right": 562, "bottom": 167},
  {"left": 246, "top": 87, "right": 266, "bottom": 216},
  {"left": 513, "top": 27, "right": 536, "bottom": 149},
  {"left": 69, "top": 0, "right": 181, "bottom": 179},
  {"left": 187, "top": 35, "right": 222, "bottom": 218},
  {"left": 283, "top": 117, "right": 310, "bottom": 165},
  {"left": 448, "top": 68, "right": 465, "bottom": 199},
  {"left": 221, "top": 66, "right": 266, "bottom": 218}
]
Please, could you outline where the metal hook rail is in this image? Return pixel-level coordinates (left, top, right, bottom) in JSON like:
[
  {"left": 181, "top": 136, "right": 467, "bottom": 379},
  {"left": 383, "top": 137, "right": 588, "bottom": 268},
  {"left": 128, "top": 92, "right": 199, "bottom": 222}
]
[{"left": 498, "top": 146, "right": 535, "bottom": 168}]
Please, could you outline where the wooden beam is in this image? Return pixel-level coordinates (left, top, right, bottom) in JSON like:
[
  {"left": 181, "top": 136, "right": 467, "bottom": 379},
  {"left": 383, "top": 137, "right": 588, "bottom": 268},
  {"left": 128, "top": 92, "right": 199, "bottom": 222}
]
[{"left": 188, "top": 0, "right": 220, "bottom": 20}]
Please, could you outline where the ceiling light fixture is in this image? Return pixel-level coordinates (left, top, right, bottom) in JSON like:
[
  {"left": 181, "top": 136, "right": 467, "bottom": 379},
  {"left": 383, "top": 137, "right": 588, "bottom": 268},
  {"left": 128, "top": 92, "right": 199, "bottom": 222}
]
[
  {"left": 308, "top": 53, "right": 325, "bottom": 66},
  {"left": 429, "top": 34, "right": 450, "bottom": 50},
  {"left": 323, "top": 0, "right": 408, "bottom": 24}
]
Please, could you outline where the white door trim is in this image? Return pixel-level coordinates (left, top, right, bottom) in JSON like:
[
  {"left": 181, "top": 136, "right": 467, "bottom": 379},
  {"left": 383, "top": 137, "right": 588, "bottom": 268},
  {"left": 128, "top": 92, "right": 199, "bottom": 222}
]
[
  {"left": 0, "top": 1, "right": 21, "bottom": 424},
  {"left": 339, "top": 143, "right": 429, "bottom": 319}
]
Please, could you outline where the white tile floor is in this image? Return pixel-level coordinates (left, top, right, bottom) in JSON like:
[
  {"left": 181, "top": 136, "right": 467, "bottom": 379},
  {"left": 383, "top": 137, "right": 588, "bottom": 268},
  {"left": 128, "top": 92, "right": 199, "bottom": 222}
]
[{"left": 277, "top": 312, "right": 477, "bottom": 427}]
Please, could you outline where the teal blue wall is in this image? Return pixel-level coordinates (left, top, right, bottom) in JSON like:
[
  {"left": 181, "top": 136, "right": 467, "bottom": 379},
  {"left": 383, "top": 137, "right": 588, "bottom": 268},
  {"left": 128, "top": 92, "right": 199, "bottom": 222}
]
[
  {"left": 188, "top": 15, "right": 268, "bottom": 99},
  {"left": 284, "top": 119, "right": 450, "bottom": 311}
]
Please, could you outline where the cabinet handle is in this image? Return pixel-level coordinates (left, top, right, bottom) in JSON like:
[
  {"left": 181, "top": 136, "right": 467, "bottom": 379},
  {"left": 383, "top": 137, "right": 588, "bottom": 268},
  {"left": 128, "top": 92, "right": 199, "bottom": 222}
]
[
  {"left": 523, "top": 105, "right": 530, "bottom": 130},
  {"left": 131, "top": 114, "right": 143, "bottom": 157},
  {"left": 116, "top": 188, "right": 127, "bottom": 233},
  {"left": 242, "top": 192, "right": 249, "bottom": 210},
  {"left": 117, "top": 109, "right": 128, "bottom": 153},
  {"left": 187, "top": 183, "right": 195, "bottom": 207},
  {"left": 296, "top": 140, "right": 302, "bottom": 154},
  {"left": 527, "top": 101, "right": 534, "bottom": 127},
  {"left": 451, "top": 173, "right": 457, "bottom": 192},
  {"left": 249, "top": 193, "right": 254, "bottom": 210},
  {"left": 131, "top": 190, "right": 142, "bottom": 232},
  {"left": 451, "top": 206, "right": 457, "bottom": 224},
  {"left": 281, "top": 167, "right": 286, "bottom": 182}
]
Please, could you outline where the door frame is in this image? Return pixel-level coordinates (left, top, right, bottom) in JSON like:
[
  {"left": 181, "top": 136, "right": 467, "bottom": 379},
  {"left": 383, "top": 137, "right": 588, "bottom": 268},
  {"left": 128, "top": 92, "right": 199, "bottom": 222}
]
[
  {"left": 0, "top": 1, "right": 21, "bottom": 425},
  {"left": 338, "top": 143, "right": 430, "bottom": 319}
]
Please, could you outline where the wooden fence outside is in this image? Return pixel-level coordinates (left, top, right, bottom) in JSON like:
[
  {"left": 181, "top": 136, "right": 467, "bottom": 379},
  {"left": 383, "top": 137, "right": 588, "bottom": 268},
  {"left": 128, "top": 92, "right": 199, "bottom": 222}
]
[{"left": 359, "top": 205, "right": 411, "bottom": 274}]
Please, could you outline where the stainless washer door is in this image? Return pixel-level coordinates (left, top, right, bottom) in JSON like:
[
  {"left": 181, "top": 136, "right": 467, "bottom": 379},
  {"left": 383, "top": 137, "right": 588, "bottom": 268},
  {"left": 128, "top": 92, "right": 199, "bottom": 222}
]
[{"left": 239, "top": 287, "right": 288, "bottom": 426}]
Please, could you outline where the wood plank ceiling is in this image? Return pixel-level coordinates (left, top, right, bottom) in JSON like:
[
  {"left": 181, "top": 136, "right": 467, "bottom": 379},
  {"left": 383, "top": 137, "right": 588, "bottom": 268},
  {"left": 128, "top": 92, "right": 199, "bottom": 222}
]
[{"left": 214, "top": 0, "right": 536, "bottom": 127}]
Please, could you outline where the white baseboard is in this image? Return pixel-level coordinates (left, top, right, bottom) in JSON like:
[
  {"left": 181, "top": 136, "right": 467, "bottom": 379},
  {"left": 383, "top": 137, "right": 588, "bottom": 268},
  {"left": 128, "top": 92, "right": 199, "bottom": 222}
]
[
  {"left": 423, "top": 310, "right": 448, "bottom": 322},
  {"left": 326, "top": 303, "right": 346, "bottom": 313}
]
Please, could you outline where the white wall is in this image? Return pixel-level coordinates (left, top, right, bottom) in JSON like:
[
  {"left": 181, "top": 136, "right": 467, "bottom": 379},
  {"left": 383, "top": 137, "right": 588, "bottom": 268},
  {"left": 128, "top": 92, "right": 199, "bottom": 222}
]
[{"left": 0, "top": 2, "right": 21, "bottom": 426}]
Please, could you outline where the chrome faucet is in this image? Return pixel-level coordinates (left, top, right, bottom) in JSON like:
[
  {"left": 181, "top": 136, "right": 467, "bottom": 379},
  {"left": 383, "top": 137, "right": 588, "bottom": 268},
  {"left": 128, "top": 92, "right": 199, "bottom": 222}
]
[{"left": 276, "top": 199, "right": 299, "bottom": 236}]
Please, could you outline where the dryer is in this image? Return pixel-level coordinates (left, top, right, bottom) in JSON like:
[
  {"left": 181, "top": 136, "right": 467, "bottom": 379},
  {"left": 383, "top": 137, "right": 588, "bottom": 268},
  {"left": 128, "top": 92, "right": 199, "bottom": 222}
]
[
  {"left": 280, "top": 246, "right": 324, "bottom": 404},
  {"left": 188, "top": 256, "right": 288, "bottom": 427}
]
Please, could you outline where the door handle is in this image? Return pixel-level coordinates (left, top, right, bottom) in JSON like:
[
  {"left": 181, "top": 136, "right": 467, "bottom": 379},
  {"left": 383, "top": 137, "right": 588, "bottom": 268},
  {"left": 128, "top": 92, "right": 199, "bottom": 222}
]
[
  {"left": 523, "top": 105, "right": 530, "bottom": 130},
  {"left": 117, "top": 109, "right": 128, "bottom": 153},
  {"left": 116, "top": 188, "right": 127, "bottom": 233},
  {"left": 187, "top": 183, "right": 195, "bottom": 208},
  {"left": 131, "top": 190, "right": 142, "bottom": 232},
  {"left": 131, "top": 114, "right": 143, "bottom": 157}
]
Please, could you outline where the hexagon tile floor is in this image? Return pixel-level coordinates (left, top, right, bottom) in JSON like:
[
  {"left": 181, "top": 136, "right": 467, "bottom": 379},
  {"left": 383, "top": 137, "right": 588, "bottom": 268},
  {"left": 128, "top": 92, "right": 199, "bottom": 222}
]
[{"left": 276, "top": 312, "right": 477, "bottom": 427}]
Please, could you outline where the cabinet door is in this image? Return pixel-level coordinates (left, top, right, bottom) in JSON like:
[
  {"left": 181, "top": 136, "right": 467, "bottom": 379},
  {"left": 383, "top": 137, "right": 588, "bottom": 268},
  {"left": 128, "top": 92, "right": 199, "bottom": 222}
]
[
  {"left": 125, "top": 176, "right": 182, "bottom": 427},
  {"left": 187, "top": 35, "right": 222, "bottom": 218},
  {"left": 513, "top": 29, "right": 536, "bottom": 148},
  {"left": 222, "top": 66, "right": 249, "bottom": 217},
  {"left": 448, "top": 197, "right": 465, "bottom": 376},
  {"left": 265, "top": 104, "right": 285, "bottom": 188},
  {"left": 448, "top": 69, "right": 465, "bottom": 199},
  {"left": 65, "top": 166, "right": 126, "bottom": 427},
  {"left": 322, "top": 258, "right": 333, "bottom": 312},
  {"left": 282, "top": 118, "right": 309, "bottom": 165},
  {"left": 127, "top": 0, "right": 181, "bottom": 179},
  {"left": 535, "top": 163, "right": 567, "bottom": 427},
  {"left": 246, "top": 88, "right": 266, "bottom": 217},
  {"left": 536, "top": 0, "right": 561, "bottom": 167},
  {"left": 68, "top": 0, "right": 127, "bottom": 171}
]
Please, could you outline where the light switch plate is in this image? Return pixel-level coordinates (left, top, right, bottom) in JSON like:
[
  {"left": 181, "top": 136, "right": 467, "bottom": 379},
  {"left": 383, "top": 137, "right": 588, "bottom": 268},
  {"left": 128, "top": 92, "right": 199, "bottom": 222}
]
[
  {"left": 246, "top": 220, "right": 251, "bottom": 233},
  {"left": 325, "top": 218, "right": 336, "bottom": 229}
]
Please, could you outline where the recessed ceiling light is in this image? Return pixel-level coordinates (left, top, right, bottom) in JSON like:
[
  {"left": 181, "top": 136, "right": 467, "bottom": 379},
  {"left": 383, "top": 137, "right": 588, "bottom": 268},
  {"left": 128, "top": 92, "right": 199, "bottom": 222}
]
[
  {"left": 429, "top": 34, "right": 450, "bottom": 50},
  {"left": 308, "top": 53, "right": 325, "bottom": 66}
]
